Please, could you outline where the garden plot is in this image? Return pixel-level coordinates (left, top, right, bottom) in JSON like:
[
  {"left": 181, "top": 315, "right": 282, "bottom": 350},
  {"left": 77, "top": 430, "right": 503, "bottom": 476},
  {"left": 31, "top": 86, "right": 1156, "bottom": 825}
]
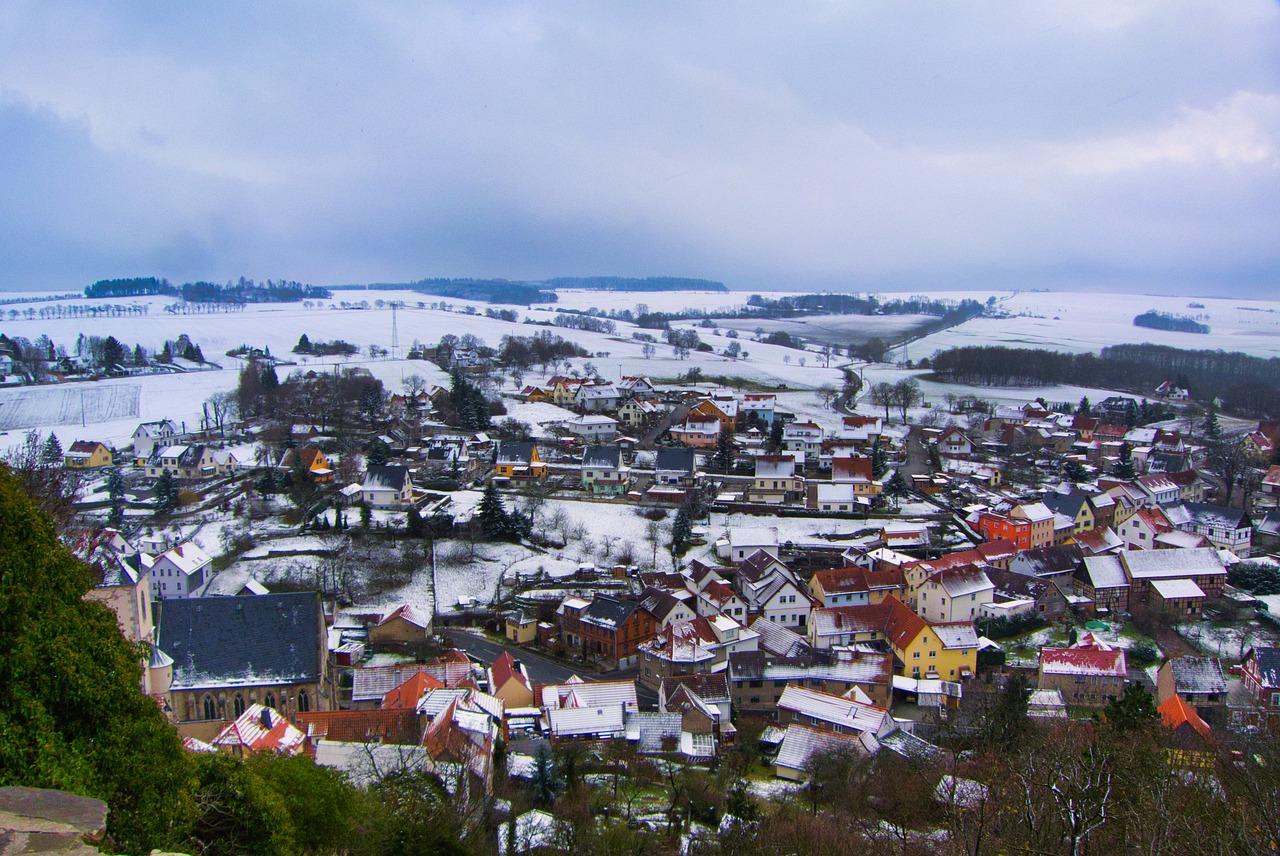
[{"left": 0, "top": 383, "right": 139, "bottom": 430}]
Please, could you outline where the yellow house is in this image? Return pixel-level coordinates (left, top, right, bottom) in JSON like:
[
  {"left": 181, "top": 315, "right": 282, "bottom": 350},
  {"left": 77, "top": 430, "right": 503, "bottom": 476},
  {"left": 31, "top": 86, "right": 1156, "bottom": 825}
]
[
  {"left": 885, "top": 597, "right": 977, "bottom": 681},
  {"left": 548, "top": 377, "right": 586, "bottom": 407},
  {"left": 487, "top": 651, "right": 535, "bottom": 709},
  {"left": 505, "top": 612, "right": 537, "bottom": 644},
  {"left": 494, "top": 442, "right": 546, "bottom": 479},
  {"left": 64, "top": 441, "right": 114, "bottom": 469},
  {"left": 809, "top": 595, "right": 977, "bottom": 681}
]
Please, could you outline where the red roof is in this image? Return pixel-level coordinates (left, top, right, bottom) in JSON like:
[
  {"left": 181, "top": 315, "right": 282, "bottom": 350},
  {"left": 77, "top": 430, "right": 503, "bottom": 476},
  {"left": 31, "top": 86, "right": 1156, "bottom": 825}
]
[
  {"left": 1039, "top": 647, "right": 1127, "bottom": 677},
  {"left": 831, "top": 456, "right": 874, "bottom": 482},
  {"left": 296, "top": 709, "right": 421, "bottom": 744},
  {"left": 382, "top": 670, "right": 446, "bottom": 709},
  {"left": 1159, "top": 694, "right": 1211, "bottom": 739},
  {"left": 489, "top": 651, "right": 531, "bottom": 693}
]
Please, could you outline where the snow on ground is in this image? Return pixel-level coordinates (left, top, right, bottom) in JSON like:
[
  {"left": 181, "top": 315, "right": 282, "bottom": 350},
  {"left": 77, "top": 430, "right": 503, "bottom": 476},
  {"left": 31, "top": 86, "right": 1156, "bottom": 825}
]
[
  {"left": 502, "top": 401, "right": 579, "bottom": 437},
  {"left": 1177, "top": 620, "right": 1280, "bottom": 661},
  {"left": 908, "top": 290, "right": 1280, "bottom": 360}
]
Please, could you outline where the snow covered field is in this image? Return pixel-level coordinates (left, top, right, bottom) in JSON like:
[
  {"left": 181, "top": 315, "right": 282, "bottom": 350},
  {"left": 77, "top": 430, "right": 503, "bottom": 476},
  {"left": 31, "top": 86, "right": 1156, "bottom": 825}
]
[{"left": 0, "top": 382, "right": 140, "bottom": 431}]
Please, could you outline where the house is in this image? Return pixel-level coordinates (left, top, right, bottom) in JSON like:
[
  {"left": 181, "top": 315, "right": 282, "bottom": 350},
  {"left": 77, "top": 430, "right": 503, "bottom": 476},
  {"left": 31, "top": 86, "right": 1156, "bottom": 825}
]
[
  {"left": 1155, "top": 381, "right": 1190, "bottom": 400},
  {"left": 694, "top": 579, "right": 749, "bottom": 622},
  {"left": 742, "top": 393, "right": 778, "bottom": 426},
  {"left": 728, "top": 648, "right": 894, "bottom": 714},
  {"left": 617, "top": 397, "right": 666, "bottom": 429},
  {"left": 1176, "top": 503, "right": 1253, "bottom": 556},
  {"left": 574, "top": 382, "right": 620, "bottom": 413},
  {"left": 1042, "top": 492, "right": 1096, "bottom": 536},
  {"left": 829, "top": 456, "right": 880, "bottom": 495},
  {"left": 936, "top": 427, "right": 974, "bottom": 459},
  {"left": 737, "top": 566, "right": 812, "bottom": 630},
  {"left": 131, "top": 419, "right": 180, "bottom": 461},
  {"left": 976, "top": 502, "right": 1055, "bottom": 549},
  {"left": 810, "top": 481, "right": 867, "bottom": 513},
  {"left": 580, "top": 445, "right": 628, "bottom": 495},
  {"left": 659, "top": 673, "right": 733, "bottom": 726},
  {"left": 494, "top": 442, "right": 546, "bottom": 479},
  {"left": 578, "top": 595, "right": 657, "bottom": 668},
  {"left": 669, "top": 418, "right": 721, "bottom": 448},
  {"left": 562, "top": 414, "right": 619, "bottom": 442},
  {"left": 1136, "top": 472, "right": 1182, "bottom": 507},
  {"left": 654, "top": 447, "right": 698, "bottom": 486},
  {"left": 1120, "top": 547, "right": 1226, "bottom": 603},
  {"left": 145, "top": 444, "right": 222, "bottom": 479},
  {"left": 1007, "top": 543, "right": 1085, "bottom": 582},
  {"left": 63, "top": 440, "right": 114, "bottom": 469},
  {"left": 748, "top": 454, "right": 805, "bottom": 504},
  {"left": 983, "top": 566, "right": 1069, "bottom": 621},
  {"left": 917, "top": 566, "right": 995, "bottom": 623},
  {"left": 1239, "top": 647, "right": 1280, "bottom": 723},
  {"left": 539, "top": 677, "right": 638, "bottom": 742},
  {"left": 505, "top": 612, "right": 537, "bottom": 645},
  {"left": 809, "top": 566, "right": 906, "bottom": 608},
  {"left": 368, "top": 604, "right": 432, "bottom": 648},
  {"left": 721, "top": 528, "right": 780, "bottom": 562},
  {"left": 638, "top": 614, "right": 759, "bottom": 689},
  {"left": 1072, "top": 556, "right": 1130, "bottom": 614},
  {"left": 1157, "top": 656, "right": 1228, "bottom": 726},
  {"left": 808, "top": 596, "right": 978, "bottom": 681},
  {"left": 547, "top": 376, "right": 586, "bottom": 407},
  {"left": 838, "top": 415, "right": 882, "bottom": 447},
  {"left": 279, "top": 446, "right": 334, "bottom": 483},
  {"left": 782, "top": 422, "right": 824, "bottom": 457},
  {"left": 617, "top": 376, "right": 655, "bottom": 398},
  {"left": 638, "top": 587, "right": 698, "bottom": 630},
  {"left": 687, "top": 398, "right": 735, "bottom": 432},
  {"left": 1037, "top": 640, "right": 1127, "bottom": 708},
  {"left": 213, "top": 704, "right": 307, "bottom": 757},
  {"left": 775, "top": 685, "right": 894, "bottom": 750},
  {"left": 362, "top": 465, "right": 414, "bottom": 508},
  {"left": 1260, "top": 466, "right": 1280, "bottom": 507},
  {"left": 156, "top": 591, "right": 331, "bottom": 730},
  {"left": 149, "top": 542, "right": 213, "bottom": 600},
  {"left": 1150, "top": 578, "right": 1206, "bottom": 618},
  {"left": 487, "top": 651, "right": 535, "bottom": 709},
  {"left": 1118, "top": 506, "right": 1175, "bottom": 550},
  {"left": 86, "top": 552, "right": 171, "bottom": 696},
  {"left": 772, "top": 725, "right": 867, "bottom": 781}
]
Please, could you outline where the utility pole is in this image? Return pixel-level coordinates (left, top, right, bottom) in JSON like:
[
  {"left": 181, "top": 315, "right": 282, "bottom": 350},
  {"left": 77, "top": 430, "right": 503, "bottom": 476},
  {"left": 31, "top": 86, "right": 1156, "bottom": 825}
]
[{"left": 390, "top": 302, "right": 399, "bottom": 360}]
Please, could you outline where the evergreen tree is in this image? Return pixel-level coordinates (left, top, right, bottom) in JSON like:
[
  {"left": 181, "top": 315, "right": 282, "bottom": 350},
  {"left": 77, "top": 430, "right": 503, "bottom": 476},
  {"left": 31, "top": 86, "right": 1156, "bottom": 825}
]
[
  {"left": 359, "top": 501, "right": 372, "bottom": 529},
  {"left": 671, "top": 506, "right": 692, "bottom": 555},
  {"left": 159, "top": 341, "right": 173, "bottom": 363},
  {"left": 870, "top": 439, "right": 887, "bottom": 479},
  {"left": 1102, "top": 683, "right": 1158, "bottom": 732},
  {"left": 294, "top": 333, "right": 313, "bottom": 354},
  {"left": 39, "top": 433, "right": 63, "bottom": 465},
  {"left": 132, "top": 343, "right": 147, "bottom": 366},
  {"left": 406, "top": 504, "right": 424, "bottom": 537},
  {"left": 1064, "top": 459, "right": 1089, "bottom": 483},
  {"left": 1201, "top": 403, "right": 1222, "bottom": 441},
  {"left": 767, "top": 418, "right": 785, "bottom": 453},
  {"left": 1076, "top": 396, "right": 1091, "bottom": 416},
  {"left": 154, "top": 471, "right": 178, "bottom": 515},
  {"left": 712, "top": 426, "right": 736, "bottom": 474},
  {"left": 260, "top": 364, "right": 279, "bottom": 390},
  {"left": 528, "top": 741, "right": 564, "bottom": 807},
  {"left": 885, "top": 469, "right": 909, "bottom": 505},
  {"left": 1113, "top": 442, "right": 1137, "bottom": 480},
  {"left": 0, "top": 468, "right": 195, "bottom": 851},
  {"left": 478, "top": 482, "right": 511, "bottom": 539},
  {"left": 366, "top": 438, "right": 391, "bottom": 467},
  {"left": 106, "top": 467, "right": 125, "bottom": 503}
]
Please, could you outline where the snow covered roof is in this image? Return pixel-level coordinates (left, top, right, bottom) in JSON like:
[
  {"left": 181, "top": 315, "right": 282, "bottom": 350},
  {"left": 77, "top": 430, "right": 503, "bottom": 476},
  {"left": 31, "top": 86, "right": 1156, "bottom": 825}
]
[
  {"left": 774, "top": 725, "right": 867, "bottom": 773},
  {"left": 213, "top": 704, "right": 306, "bottom": 754},
  {"left": 158, "top": 591, "right": 323, "bottom": 691},
  {"left": 581, "top": 444, "right": 622, "bottom": 469},
  {"left": 1166, "top": 657, "right": 1227, "bottom": 696},
  {"left": 541, "top": 678, "right": 638, "bottom": 712},
  {"left": 1121, "top": 547, "right": 1225, "bottom": 580},
  {"left": 363, "top": 464, "right": 410, "bottom": 490},
  {"left": 546, "top": 704, "right": 626, "bottom": 738},
  {"left": 1151, "top": 578, "right": 1206, "bottom": 600},
  {"left": 1039, "top": 646, "right": 1127, "bottom": 677},
  {"left": 729, "top": 527, "right": 778, "bottom": 549},
  {"left": 1079, "top": 556, "right": 1128, "bottom": 589}
]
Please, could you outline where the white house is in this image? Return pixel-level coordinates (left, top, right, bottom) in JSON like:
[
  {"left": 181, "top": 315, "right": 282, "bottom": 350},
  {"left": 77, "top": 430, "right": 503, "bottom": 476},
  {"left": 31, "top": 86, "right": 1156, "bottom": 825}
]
[
  {"left": 562, "top": 414, "right": 619, "bottom": 442},
  {"left": 362, "top": 465, "right": 414, "bottom": 508},
  {"left": 574, "top": 383, "right": 621, "bottom": 413},
  {"left": 150, "top": 542, "right": 213, "bottom": 599},
  {"left": 916, "top": 567, "right": 995, "bottom": 623},
  {"left": 132, "top": 419, "right": 180, "bottom": 462}
]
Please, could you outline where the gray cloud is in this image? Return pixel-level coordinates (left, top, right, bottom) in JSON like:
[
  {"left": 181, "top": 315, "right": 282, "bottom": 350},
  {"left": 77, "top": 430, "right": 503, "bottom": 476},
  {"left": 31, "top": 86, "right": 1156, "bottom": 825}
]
[{"left": 1, "top": 1, "right": 1278, "bottom": 294}]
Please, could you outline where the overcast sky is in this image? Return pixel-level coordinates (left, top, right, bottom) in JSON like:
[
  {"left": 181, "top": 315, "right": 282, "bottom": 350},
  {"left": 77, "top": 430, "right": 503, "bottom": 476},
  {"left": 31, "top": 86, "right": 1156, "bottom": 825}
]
[{"left": 2, "top": 2, "right": 1278, "bottom": 295}]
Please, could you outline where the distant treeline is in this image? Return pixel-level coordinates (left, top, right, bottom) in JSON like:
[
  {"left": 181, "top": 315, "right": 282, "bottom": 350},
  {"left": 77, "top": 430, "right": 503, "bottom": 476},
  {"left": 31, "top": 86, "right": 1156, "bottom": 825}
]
[
  {"left": 408, "top": 278, "right": 555, "bottom": 305},
  {"left": 85, "top": 276, "right": 330, "bottom": 303},
  {"left": 629, "top": 293, "right": 987, "bottom": 331},
  {"left": 545, "top": 276, "right": 728, "bottom": 292},
  {"left": 1134, "top": 310, "right": 1210, "bottom": 334},
  {"left": 930, "top": 342, "right": 1280, "bottom": 418}
]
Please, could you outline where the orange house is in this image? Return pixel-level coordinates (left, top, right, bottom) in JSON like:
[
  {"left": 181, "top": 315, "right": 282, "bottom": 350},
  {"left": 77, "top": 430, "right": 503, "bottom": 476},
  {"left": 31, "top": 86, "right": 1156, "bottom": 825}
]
[{"left": 687, "top": 399, "right": 735, "bottom": 432}]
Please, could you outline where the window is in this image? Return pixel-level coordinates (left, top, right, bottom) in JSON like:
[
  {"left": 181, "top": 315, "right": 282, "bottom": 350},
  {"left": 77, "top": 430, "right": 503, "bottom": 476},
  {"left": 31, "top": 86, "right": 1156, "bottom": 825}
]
[
  {"left": 913, "top": 651, "right": 920, "bottom": 659},
  {"left": 265, "top": 692, "right": 276, "bottom": 709},
  {"left": 233, "top": 694, "right": 245, "bottom": 717},
  {"left": 774, "top": 680, "right": 786, "bottom": 688},
  {"left": 929, "top": 650, "right": 937, "bottom": 658},
  {"left": 202, "top": 695, "right": 217, "bottom": 721},
  {"left": 298, "top": 691, "right": 310, "bottom": 712}
]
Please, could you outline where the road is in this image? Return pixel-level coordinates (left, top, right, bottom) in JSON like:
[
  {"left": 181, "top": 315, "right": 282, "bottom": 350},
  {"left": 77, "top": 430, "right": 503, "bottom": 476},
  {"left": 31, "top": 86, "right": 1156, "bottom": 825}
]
[
  {"left": 441, "top": 628, "right": 660, "bottom": 708},
  {"left": 640, "top": 402, "right": 690, "bottom": 449}
]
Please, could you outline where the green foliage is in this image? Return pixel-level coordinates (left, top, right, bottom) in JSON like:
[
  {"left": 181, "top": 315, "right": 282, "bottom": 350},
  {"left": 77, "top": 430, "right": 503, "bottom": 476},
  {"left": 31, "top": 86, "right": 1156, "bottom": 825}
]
[
  {"left": 365, "top": 438, "right": 391, "bottom": 467},
  {"left": 670, "top": 506, "right": 692, "bottom": 555},
  {"left": 978, "top": 611, "right": 1046, "bottom": 640},
  {"left": 1228, "top": 561, "right": 1280, "bottom": 595},
  {"left": 1113, "top": 441, "right": 1137, "bottom": 480},
  {"left": 1127, "top": 640, "right": 1159, "bottom": 666},
  {"left": 986, "top": 673, "right": 1030, "bottom": 748},
  {"left": 249, "top": 754, "right": 364, "bottom": 855},
  {"left": 362, "top": 770, "right": 469, "bottom": 856},
  {"left": 711, "top": 426, "right": 736, "bottom": 474},
  {"left": 870, "top": 439, "right": 887, "bottom": 479},
  {"left": 529, "top": 741, "right": 564, "bottom": 807},
  {"left": 0, "top": 466, "right": 194, "bottom": 852},
  {"left": 154, "top": 470, "right": 179, "bottom": 515},
  {"left": 189, "top": 753, "right": 295, "bottom": 856},
  {"left": 1102, "top": 683, "right": 1158, "bottom": 732}
]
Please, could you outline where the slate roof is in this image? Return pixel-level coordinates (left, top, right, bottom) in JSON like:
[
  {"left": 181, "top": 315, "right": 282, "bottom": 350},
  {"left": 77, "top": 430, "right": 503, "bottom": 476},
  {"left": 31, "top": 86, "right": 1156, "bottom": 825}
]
[
  {"left": 495, "top": 442, "right": 535, "bottom": 465},
  {"left": 1183, "top": 502, "right": 1251, "bottom": 531},
  {"left": 1043, "top": 492, "right": 1090, "bottom": 520},
  {"left": 1008, "top": 543, "right": 1084, "bottom": 577},
  {"left": 579, "top": 594, "right": 643, "bottom": 629},
  {"left": 1121, "top": 547, "right": 1225, "bottom": 580},
  {"left": 774, "top": 725, "right": 864, "bottom": 773},
  {"left": 655, "top": 447, "right": 696, "bottom": 474},
  {"left": 363, "top": 465, "right": 410, "bottom": 491},
  {"left": 1076, "top": 556, "right": 1129, "bottom": 589},
  {"left": 157, "top": 591, "right": 323, "bottom": 691},
  {"left": 582, "top": 444, "right": 621, "bottom": 469},
  {"left": 1247, "top": 647, "right": 1280, "bottom": 689},
  {"left": 1167, "top": 657, "right": 1227, "bottom": 696}
]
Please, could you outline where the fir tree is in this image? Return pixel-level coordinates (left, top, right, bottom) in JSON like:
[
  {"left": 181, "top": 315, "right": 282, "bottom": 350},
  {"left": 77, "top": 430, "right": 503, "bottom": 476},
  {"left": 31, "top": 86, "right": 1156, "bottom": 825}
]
[
  {"left": 767, "top": 418, "right": 784, "bottom": 453},
  {"left": 1076, "top": 396, "right": 1091, "bottom": 416},
  {"left": 1113, "top": 442, "right": 1137, "bottom": 480},
  {"left": 154, "top": 471, "right": 179, "bottom": 515},
  {"left": 359, "top": 502, "right": 372, "bottom": 529},
  {"left": 670, "top": 506, "right": 692, "bottom": 555},
  {"left": 1201, "top": 403, "right": 1222, "bottom": 441},
  {"left": 132, "top": 343, "right": 147, "bottom": 366},
  {"left": 406, "top": 504, "right": 424, "bottom": 537},
  {"left": 1102, "top": 683, "right": 1158, "bottom": 732},
  {"left": 870, "top": 439, "right": 887, "bottom": 479},
  {"left": 1064, "top": 459, "right": 1089, "bottom": 483},
  {"left": 478, "top": 482, "right": 511, "bottom": 539},
  {"left": 885, "top": 469, "right": 909, "bottom": 506},
  {"left": 528, "top": 741, "right": 564, "bottom": 807},
  {"left": 712, "top": 426, "right": 736, "bottom": 474},
  {"left": 294, "top": 333, "right": 313, "bottom": 354},
  {"left": 39, "top": 433, "right": 63, "bottom": 465}
]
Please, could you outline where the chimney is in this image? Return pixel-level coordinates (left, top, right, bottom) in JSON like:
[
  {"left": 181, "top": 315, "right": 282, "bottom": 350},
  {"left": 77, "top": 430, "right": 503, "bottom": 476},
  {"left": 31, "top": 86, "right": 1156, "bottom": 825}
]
[{"left": 259, "top": 708, "right": 272, "bottom": 728}]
